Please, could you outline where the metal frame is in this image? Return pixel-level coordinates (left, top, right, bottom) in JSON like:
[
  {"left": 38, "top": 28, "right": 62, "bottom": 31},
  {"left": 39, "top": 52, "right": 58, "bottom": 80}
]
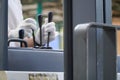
[
  {"left": 0, "top": 0, "right": 8, "bottom": 70},
  {"left": 64, "top": 0, "right": 112, "bottom": 80},
  {"left": 64, "top": 0, "right": 73, "bottom": 80},
  {"left": 73, "top": 22, "right": 117, "bottom": 80},
  {"left": 0, "top": 0, "right": 114, "bottom": 80}
]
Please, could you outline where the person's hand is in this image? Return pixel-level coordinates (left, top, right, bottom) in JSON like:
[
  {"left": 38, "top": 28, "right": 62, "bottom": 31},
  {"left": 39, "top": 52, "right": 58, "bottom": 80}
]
[
  {"left": 35, "top": 18, "right": 57, "bottom": 44},
  {"left": 8, "top": 18, "right": 37, "bottom": 38}
]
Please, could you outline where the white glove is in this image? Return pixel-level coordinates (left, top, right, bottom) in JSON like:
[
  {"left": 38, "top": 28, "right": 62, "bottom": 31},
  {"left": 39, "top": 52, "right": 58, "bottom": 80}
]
[
  {"left": 35, "top": 18, "right": 57, "bottom": 44},
  {"left": 8, "top": 18, "right": 37, "bottom": 39}
]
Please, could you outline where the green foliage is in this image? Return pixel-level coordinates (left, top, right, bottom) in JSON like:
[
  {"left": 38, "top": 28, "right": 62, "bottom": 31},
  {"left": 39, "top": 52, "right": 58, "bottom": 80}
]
[
  {"left": 112, "top": 0, "right": 120, "bottom": 17},
  {"left": 112, "top": 0, "right": 120, "bottom": 11}
]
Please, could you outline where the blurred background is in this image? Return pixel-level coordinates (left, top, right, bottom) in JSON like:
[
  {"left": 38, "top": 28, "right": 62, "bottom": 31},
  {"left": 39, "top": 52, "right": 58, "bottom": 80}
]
[
  {"left": 21, "top": 0, "right": 120, "bottom": 52},
  {"left": 112, "top": 0, "right": 120, "bottom": 55}
]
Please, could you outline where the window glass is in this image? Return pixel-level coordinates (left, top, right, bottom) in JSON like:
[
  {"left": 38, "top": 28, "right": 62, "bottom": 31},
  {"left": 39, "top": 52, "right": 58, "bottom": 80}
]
[{"left": 21, "top": 0, "right": 64, "bottom": 49}]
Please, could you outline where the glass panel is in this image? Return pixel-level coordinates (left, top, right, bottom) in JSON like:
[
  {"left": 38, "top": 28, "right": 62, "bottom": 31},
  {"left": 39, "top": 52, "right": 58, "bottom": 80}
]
[{"left": 21, "top": 0, "right": 64, "bottom": 50}]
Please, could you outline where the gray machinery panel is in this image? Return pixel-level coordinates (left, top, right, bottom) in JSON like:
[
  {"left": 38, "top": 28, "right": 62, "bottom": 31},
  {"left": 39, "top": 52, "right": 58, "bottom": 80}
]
[
  {"left": 73, "top": 22, "right": 117, "bottom": 80},
  {"left": 72, "top": 0, "right": 112, "bottom": 27},
  {"left": 8, "top": 48, "right": 64, "bottom": 72}
]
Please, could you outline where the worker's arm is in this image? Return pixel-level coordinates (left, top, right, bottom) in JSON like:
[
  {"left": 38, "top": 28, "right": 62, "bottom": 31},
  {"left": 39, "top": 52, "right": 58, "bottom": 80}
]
[{"left": 8, "top": 18, "right": 57, "bottom": 47}]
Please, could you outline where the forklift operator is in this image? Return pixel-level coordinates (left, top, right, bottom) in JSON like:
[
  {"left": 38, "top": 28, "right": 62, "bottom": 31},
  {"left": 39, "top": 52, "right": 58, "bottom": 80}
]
[{"left": 8, "top": 0, "right": 56, "bottom": 47}]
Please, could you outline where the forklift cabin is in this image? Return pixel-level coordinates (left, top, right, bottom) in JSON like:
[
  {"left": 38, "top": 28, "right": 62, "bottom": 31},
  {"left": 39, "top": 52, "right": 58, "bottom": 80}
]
[{"left": 0, "top": 0, "right": 120, "bottom": 80}]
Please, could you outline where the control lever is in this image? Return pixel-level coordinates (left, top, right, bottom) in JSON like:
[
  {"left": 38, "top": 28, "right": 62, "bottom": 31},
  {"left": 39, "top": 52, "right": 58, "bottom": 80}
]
[
  {"left": 46, "top": 12, "right": 53, "bottom": 49},
  {"left": 38, "top": 14, "right": 43, "bottom": 47},
  {"left": 38, "top": 14, "right": 47, "bottom": 49},
  {"left": 32, "top": 29, "right": 36, "bottom": 48},
  {"left": 34, "top": 12, "right": 53, "bottom": 49},
  {"left": 8, "top": 39, "right": 28, "bottom": 47},
  {"left": 19, "top": 29, "right": 24, "bottom": 47},
  {"left": 46, "top": 32, "right": 52, "bottom": 49},
  {"left": 48, "top": 12, "right": 53, "bottom": 22}
]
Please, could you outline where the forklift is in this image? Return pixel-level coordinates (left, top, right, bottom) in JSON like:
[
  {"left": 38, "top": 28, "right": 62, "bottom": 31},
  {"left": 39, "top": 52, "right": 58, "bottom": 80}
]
[{"left": 0, "top": 0, "right": 120, "bottom": 80}]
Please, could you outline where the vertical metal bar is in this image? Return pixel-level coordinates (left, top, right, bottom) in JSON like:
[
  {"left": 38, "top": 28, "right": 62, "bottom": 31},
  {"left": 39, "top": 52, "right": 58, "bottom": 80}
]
[
  {"left": 64, "top": 0, "right": 73, "bottom": 80},
  {"left": 104, "top": 0, "right": 112, "bottom": 24},
  {"left": 73, "top": 23, "right": 117, "bottom": 80},
  {"left": 96, "top": 0, "right": 104, "bottom": 22},
  {"left": 96, "top": 1, "right": 105, "bottom": 79},
  {"left": 96, "top": 1, "right": 112, "bottom": 80},
  {"left": 72, "top": 0, "right": 96, "bottom": 26},
  {"left": 96, "top": 0, "right": 112, "bottom": 24},
  {"left": 103, "top": 29, "right": 116, "bottom": 80},
  {"left": 64, "top": 0, "right": 112, "bottom": 80},
  {"left": 87, "top": 28, "right": 97, "bottom": 80},
  {"left": 0, "top": 0, "right": 8, "bottom": 70},
  {"left": 73, "top": 26, "right": 97, "bottom": 80},
  {"left": 73, "top": 25, "right": 88, "bottom": 80}
]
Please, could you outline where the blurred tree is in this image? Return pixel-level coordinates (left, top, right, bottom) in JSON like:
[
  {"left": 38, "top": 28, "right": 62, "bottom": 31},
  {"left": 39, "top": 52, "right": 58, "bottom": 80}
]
[
  {"left": 21, "top": 0, "right": 36, "bottom": 4},
  {"left": 112, "top": 0, "right": 120, "bottom": 17},
  {"left": 112, "top": 0, "right": 120, "bottom": 11}
]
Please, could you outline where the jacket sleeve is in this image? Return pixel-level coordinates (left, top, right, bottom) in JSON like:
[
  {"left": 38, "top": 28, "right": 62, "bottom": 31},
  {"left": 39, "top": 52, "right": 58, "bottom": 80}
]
[{"left": 8, "top": 0, "right": 23, "bottom": 32}]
